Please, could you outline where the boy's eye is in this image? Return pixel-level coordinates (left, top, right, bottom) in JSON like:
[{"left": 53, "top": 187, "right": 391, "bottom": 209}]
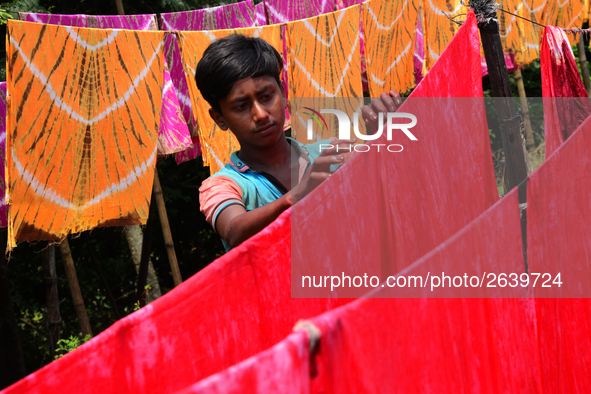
[
  {"left": 234, "top": 104, "right": 247, "bottom": 111},
  {"left": 262, "top": 92, "right": 274, "bottom": 101}
]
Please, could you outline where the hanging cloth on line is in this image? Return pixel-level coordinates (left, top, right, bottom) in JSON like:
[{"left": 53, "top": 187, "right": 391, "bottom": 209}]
[
  {"left": 541, "top": 25, "right": 591, "bottom": 158},
  {"left": 527, "top": 113, "right": 591, "bottom": 392},
  {"left": 255, "top": 1, "right": 268, "bottom": 25},
  {"left": 160, "top": 0, "right": 257, "bottom": 165},
  {"left": 177, "top": 24, "right": 282, "bottom": 174},
  {"left": 5, "top": 20, "right": 164, "bottom": 249},
  {"left": 0, "top": 82, "right": 7, "bottom": 228},
  {"left": 172, "top": 331, "right": 310, "bottom": 394},
  {"left": 286, "top": 5, "right": 363, "bottom": 144},
  {"left": 307, "top": 190, "right": 541, "bottom": 393},
  {"left": 520, "top": 0, "right": 547, "bottom": 65},
  {"left": 263, "top": 0, "right": 335, "bottom": 24},
  {"left": 1, "top": 208, "right": 350, "bottom": 394},
  {"left": 20, "top": 12, "right": 193, "bottom": 157},
  {"left": 422, "top": 0, "right": 468, "bottom": 71},
  {"left": 362, "top": 0, "right": 419, "bottom": 96}
]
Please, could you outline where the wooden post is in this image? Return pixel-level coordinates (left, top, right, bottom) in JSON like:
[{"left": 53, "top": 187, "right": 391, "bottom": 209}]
[
  {"left": 153, "top": 171, "right": 183, "bottom": 287},
  {"left": 577, "top": 37, "right": 591, "bottom": 98},
  {"left": 478, "top": 17, "right": 529, "bottom": 200},
  {"left": 514, "top": 69, "right": 536, "bottom": 151},
  {"left": 115, "top": 0, "right": 125, "bottom": 15},
  {"left": 476, "top": 2, "right": 529, "bottom": 269},
  {"left": 42, "top": 245, "right": 62, "bottom": 359},
  {"left": 60, "top": 238, "right": 93, "bottom": 338}
]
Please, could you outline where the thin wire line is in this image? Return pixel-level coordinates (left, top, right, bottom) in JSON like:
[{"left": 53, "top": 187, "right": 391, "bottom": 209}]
[
  {"left": 497, "top": 7, "right": 591, "bottom": 36},
  {"left": 497, "top": 8, "right": 546, "bottom": 29}
]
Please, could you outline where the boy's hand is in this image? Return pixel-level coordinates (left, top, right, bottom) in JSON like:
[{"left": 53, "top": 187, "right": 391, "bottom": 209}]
[
  {"left": 361, "top": 91, "right": 402, "bottom": 135},
  {"left": 289, "top": 138, "right": 356, "bottom": 204}
]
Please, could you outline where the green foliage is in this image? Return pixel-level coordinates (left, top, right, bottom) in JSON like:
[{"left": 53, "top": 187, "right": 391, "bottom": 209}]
[
  {"left": 0, "top": 0, "right": 47, "bottom": 22},
  {"left": 54, "top": 334, "right": 91, "bottom": 360}
]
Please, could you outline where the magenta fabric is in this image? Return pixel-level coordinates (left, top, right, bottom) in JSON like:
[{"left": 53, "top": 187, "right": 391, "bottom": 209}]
[
  {"left": 263, "top": 0, "right": 335, "bottom": 24},
  {"left": 527, "top": 114, "right": 591, "bottom": 392},
  {"left": 414, "top": 12, "right": 424, "bottom": 85},
  {"left": 255, "top": 2, "right": 268, "bottom": 26},
  {"left": 308, "top": 190, "right": 542, "bottom": 393},
  {"left": 160, "top": 1, "right": 256, "bottom": 31},
  {"left": 2, "top": 210, "right": 348, "bottom": 394},
  {"left": 541, "top": 25, "right": 591, "bottom": 158},
  {"left": 160, "top": 1, "right": 256, "bottom": 163},
  {"left": 19, "top": 12, "right": 193, "bottom": 157},
  {"left": 20, "top": 12, "right": 157, "bottom": 29},
  {"left": 174, "top": 331, "right": 310, "bottom": 394},
  {"left": 0, "top": 82, "right": 6, "bottom": 228}
]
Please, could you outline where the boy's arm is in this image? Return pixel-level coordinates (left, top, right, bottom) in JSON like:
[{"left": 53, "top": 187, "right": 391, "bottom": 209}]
[
  {"left": 215, "top": 139, "right": 355, "bottom": 249},
  {"left": 215, "top": 195, "right": 291, "bottom": 249}
]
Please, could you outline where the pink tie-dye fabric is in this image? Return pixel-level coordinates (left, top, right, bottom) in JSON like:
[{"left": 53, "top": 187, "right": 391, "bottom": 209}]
[
  {"left": 414, "top": 13, "right": 425, "bottom": 85},
  {"left": 160, "top": 1, "right": 256, "bottom": 164},
  {"left": 19, "top": 12, "right": 193, "bottom": 157},
  {"left": 263, "top": 0, "right": 335, "bottom": 24},
  {"left": 0, "top": 82, "right": 7, "bottom": 228},
  {"left": 255, "top": 2, "right": 268, "bottom": 25},
  {"left": 19, "top": 12, "right": 158, "bottom": 29}
]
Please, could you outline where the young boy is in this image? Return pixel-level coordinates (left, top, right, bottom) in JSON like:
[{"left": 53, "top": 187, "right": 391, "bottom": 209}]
[{"left": 196, "top": 35, "right": 400, "bottom": 251}]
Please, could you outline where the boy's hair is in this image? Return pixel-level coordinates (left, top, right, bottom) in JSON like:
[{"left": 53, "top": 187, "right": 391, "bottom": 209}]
[{"left": 195, "top": 34, "right": 283, "bottom": 114}]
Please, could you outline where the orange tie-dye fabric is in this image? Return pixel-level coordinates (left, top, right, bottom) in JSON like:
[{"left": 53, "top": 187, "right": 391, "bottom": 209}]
[
  {"left": 521, "top": 0, "right": 548, "bottom": 65},
  {"left": 177, "top": 25, "right": 282, "bottom": 174},
  {"left": 543, "top": 0, "right": 587, "bottom": 45},
  {"left": 6, "top": 20, "right": 164, "bottom": 250},
  {"left": 362, "top": 0, "right": 419, "bottom": 96},
  {"left": 498, "top": 0, "right": 527, "bottom": 65},
  {"left": 422, "top": 0, "right": 468, "bottom": 71},
  {"left": 286, "top": 5, "right": 363, "bottom": 143}
]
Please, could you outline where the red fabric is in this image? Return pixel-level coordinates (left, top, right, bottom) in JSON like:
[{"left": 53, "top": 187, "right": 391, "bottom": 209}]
[
  {"left": 2, "top": 211, "right": 346, "bottom": 394},
  {"left": 292, "top": 10, "right": 498, "bottom": 295},
  {"left": 527, "top": 113, "right": 591, "bottom": 392},
  {"left": 308, "top": 190, "right": 542, "bottom": 393},
  {"left": 380, "top": 11, "right": 498, "bottom": 273},
  {"left": 174, "top": 331, "right": 310, "bottom": 394},
  {"left": 541, "top": 25, "right": 591, "bottom": 157}
]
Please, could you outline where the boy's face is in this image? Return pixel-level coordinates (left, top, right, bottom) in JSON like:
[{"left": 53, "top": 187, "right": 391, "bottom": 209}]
[{"left": 209, "top": 75, "right": 286, "bottom": 150}]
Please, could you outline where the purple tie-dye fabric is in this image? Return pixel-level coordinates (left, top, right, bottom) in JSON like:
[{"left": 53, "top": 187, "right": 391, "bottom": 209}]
[
  {"left": 19, "top": 12, "right": 193, "bottom": 157},
  {"left": 414, "top": 13, "right": 425, "bottom": 85},
  {"left": 20, "top": 12, "right": 158, "bottom": 29},
  {"left": 255, "top": 2, "right": 268, "bottom": 26},
  {"left": 160, "top": 1, "right": 256, "bottom": 164},
  {"left": 263, "top": 0, "right": 335, "bottom": 23},
  {"left": 0, "top": 83, "right": 6, "bottom": 228}
]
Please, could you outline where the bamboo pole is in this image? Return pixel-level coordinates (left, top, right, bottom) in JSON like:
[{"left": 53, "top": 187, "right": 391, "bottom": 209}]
[
  {"left": 42, "top": 245, "right": 62, "bottom": 359},
  {"left": 153, "top": 171, "right": 183, "bottom": 287},
  {"left": 60, "top": 238, "right": 93, "bottom": 338},
  {"left": 115, "top": 0, "right": 125, "bottom": 15},
  {"left": 514, "top": 69, "right": 536, "bottom": 152},
  {"left": 577, "top": 37, "right": 591, "bottom": 98}
]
